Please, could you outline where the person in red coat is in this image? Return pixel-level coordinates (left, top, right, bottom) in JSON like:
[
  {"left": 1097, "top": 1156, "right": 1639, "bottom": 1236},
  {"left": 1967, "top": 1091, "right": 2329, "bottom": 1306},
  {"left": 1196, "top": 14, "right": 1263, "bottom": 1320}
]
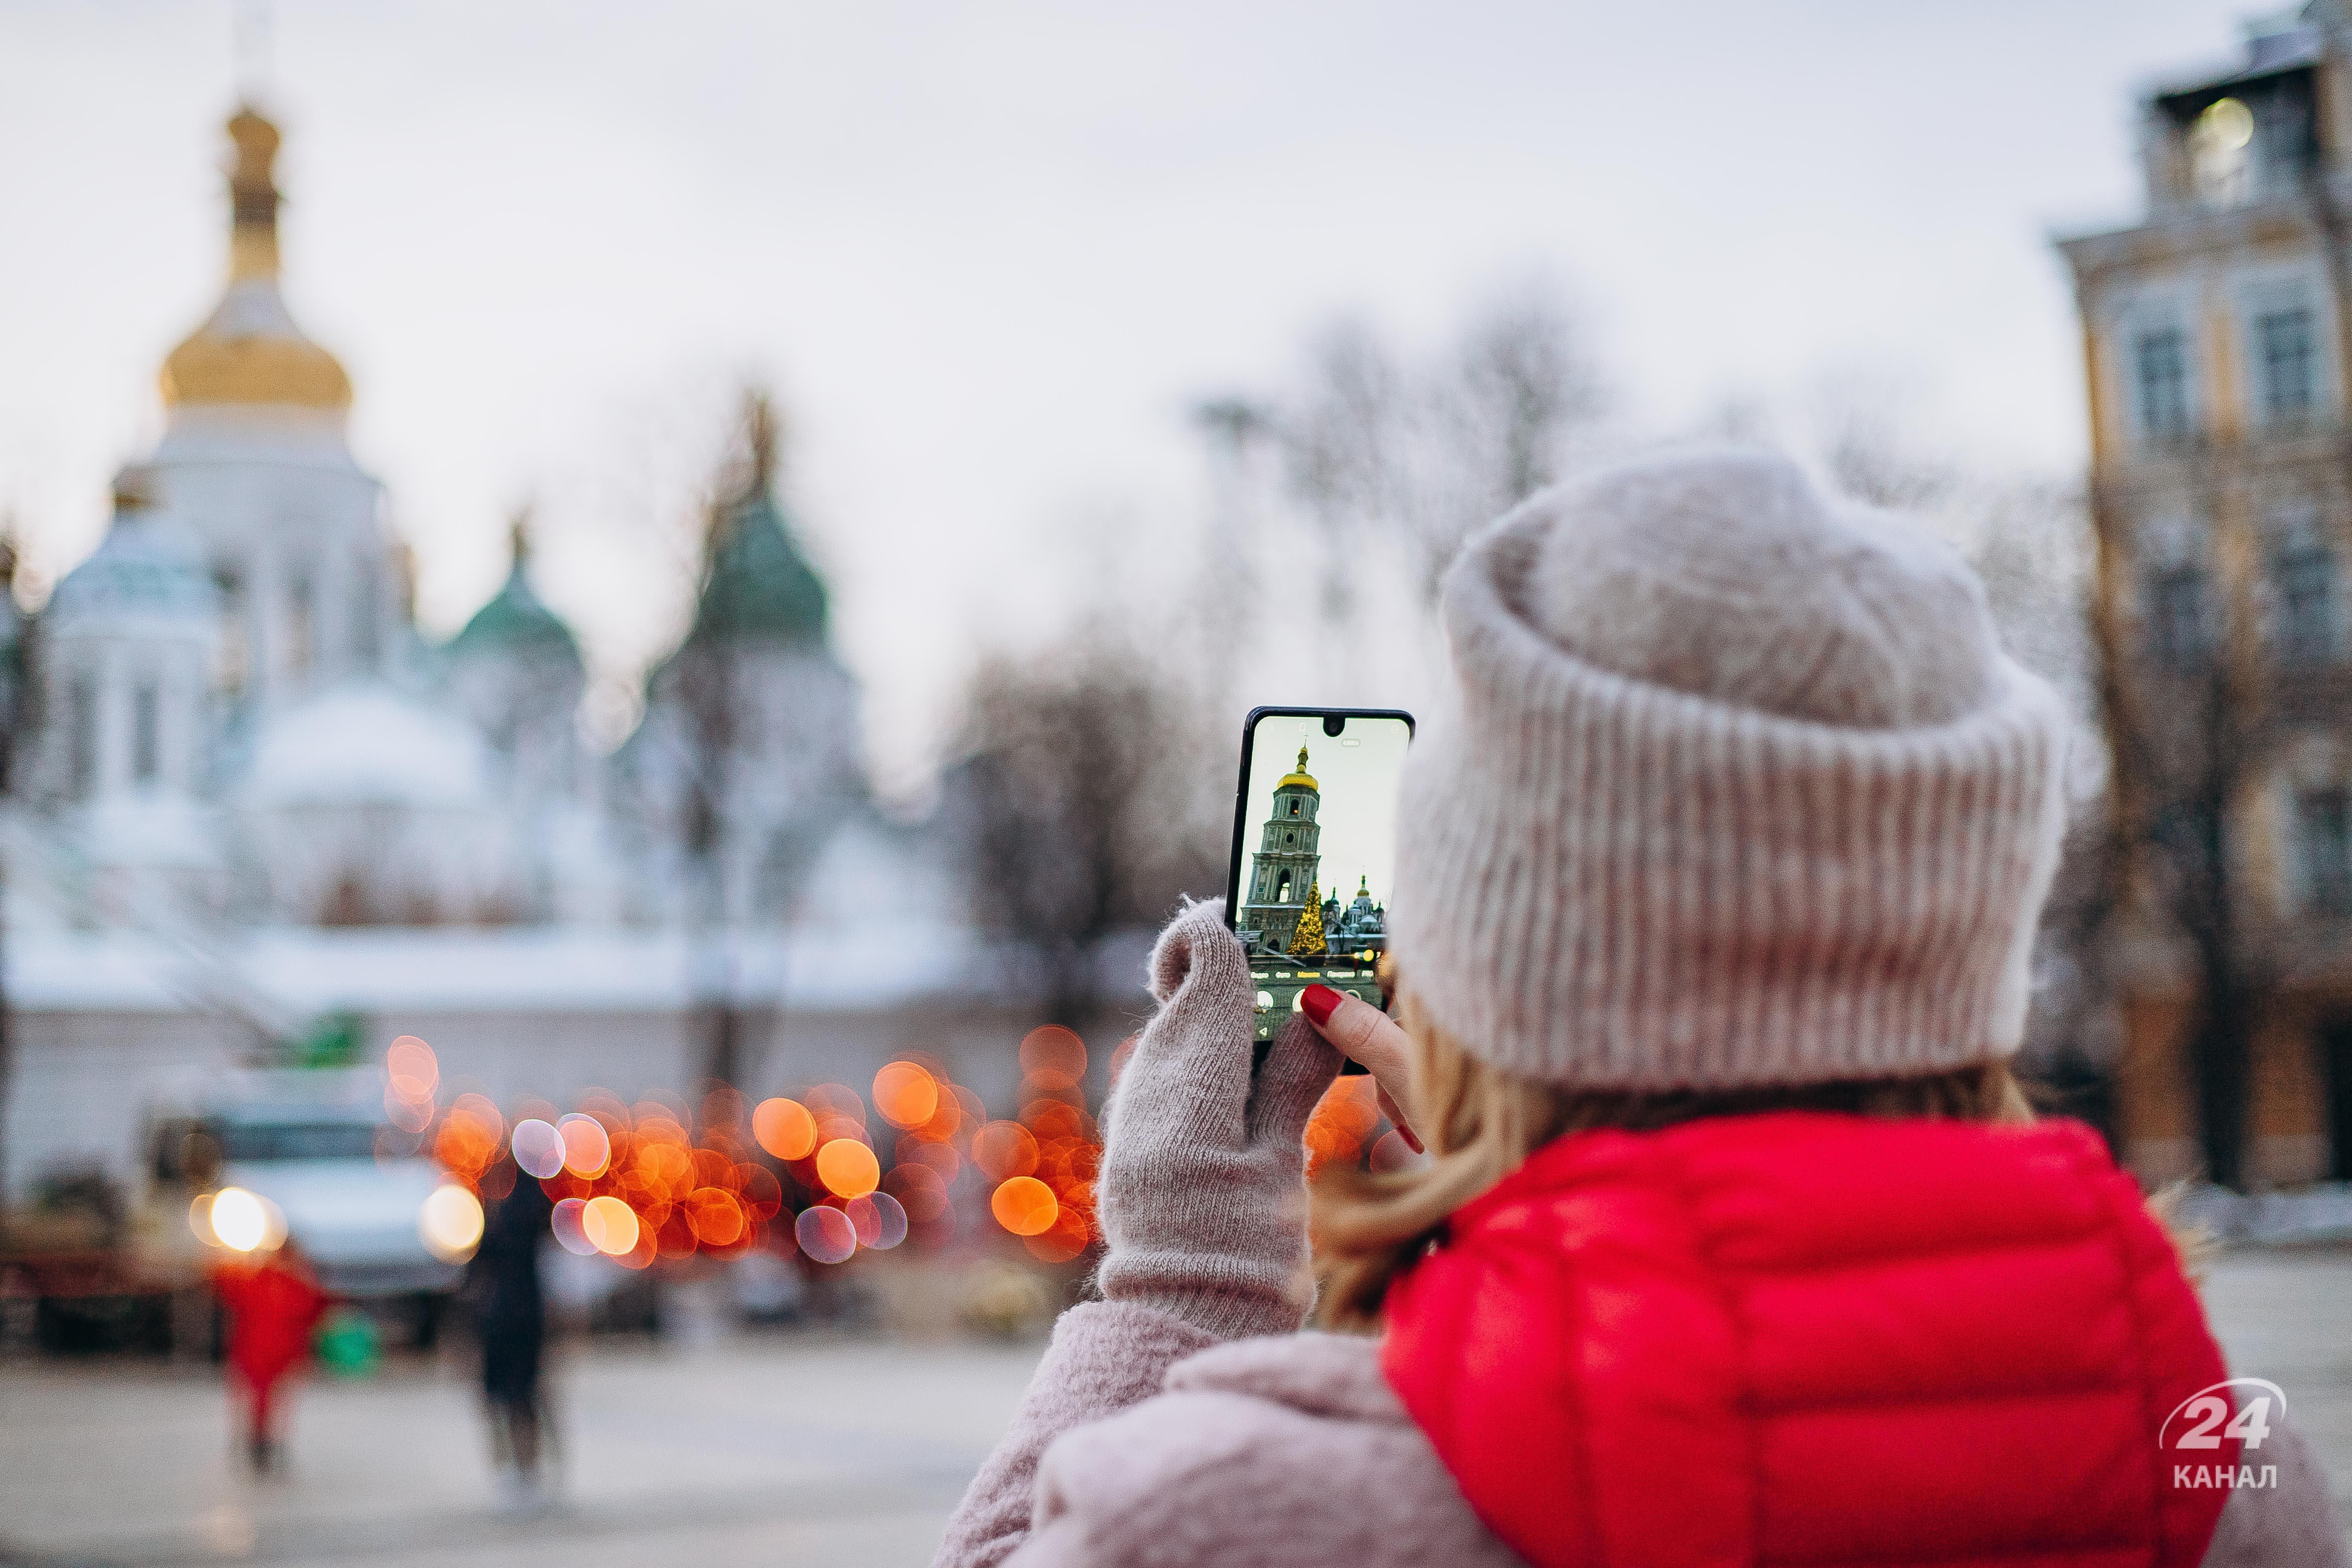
[{"left": 210, "top": 1239, "right": 331, "bottom": 1475}]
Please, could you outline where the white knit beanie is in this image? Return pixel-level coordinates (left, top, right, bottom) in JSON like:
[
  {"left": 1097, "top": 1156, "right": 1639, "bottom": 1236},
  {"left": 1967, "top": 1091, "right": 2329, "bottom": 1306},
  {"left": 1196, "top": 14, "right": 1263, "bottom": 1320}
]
[{"left": 1392, "top": 449, "right": 2072, "bottom": 1091}]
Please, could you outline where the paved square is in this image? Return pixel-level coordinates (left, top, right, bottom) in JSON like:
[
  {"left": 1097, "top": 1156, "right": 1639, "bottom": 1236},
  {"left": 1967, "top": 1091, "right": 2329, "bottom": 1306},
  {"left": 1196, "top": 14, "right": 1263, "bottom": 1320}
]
[{"left": 1, "top": 1251, "right": 2344, "bottom": 1566}]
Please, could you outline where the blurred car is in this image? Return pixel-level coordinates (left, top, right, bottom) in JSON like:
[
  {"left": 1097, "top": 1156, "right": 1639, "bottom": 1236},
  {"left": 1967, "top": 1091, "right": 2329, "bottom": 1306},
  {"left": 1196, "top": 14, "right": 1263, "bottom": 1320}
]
[{"left": 147, "top": 1069, "right": 464, "bottom": 1347}]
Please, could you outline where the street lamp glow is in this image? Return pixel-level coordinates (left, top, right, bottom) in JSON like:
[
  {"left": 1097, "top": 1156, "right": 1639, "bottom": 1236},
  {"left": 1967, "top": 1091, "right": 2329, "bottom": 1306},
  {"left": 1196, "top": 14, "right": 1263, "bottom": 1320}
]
[
  {"left": 418, "top": 1184, "right": 485, "bottom": 1261},
  {"left": 209, "top": 1186, "right": 273, "bottom": 1252}
]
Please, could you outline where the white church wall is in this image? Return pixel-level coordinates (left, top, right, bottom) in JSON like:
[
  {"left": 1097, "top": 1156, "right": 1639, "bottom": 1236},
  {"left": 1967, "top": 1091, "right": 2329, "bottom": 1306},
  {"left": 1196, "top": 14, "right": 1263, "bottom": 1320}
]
[{"left": 3, "top": 1009, "right": 253, "bottom": 1203}]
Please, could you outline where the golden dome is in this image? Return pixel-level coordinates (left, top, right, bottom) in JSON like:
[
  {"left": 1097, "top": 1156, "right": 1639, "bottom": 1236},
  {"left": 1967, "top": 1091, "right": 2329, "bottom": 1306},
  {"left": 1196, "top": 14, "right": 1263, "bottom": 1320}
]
[
  {"left": 159, "top": 106, "right": 352, "bottom": 415},
  {"left": 162, "top": 317, "right": 351, "bottom": 412},
  {"left": 1277, "top": 743, "right": 1318, "bottom": 792}
]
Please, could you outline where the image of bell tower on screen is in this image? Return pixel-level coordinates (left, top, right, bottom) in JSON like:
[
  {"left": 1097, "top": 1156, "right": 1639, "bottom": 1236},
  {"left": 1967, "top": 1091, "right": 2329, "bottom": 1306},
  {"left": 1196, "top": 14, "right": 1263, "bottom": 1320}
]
[
  {"left": 1240, "top": 744, "right": 1328, "bottom": 954},
  {"left": 1234, "top": 725, "right": 1403, "bottom": 1041}
]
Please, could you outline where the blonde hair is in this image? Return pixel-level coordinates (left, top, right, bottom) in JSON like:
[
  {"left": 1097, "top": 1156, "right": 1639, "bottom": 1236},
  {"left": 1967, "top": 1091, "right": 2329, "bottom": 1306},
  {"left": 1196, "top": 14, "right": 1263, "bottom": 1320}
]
[{"left": 1311, "top": 994, "right": 2036, "bottom": 1331}]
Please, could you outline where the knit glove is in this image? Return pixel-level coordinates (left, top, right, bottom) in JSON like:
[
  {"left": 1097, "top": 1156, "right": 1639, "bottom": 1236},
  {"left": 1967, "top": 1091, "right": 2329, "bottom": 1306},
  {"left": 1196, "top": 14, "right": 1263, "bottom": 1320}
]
[{"left": 1093, "top": 898, "right": 1341, "bottom": 1340}]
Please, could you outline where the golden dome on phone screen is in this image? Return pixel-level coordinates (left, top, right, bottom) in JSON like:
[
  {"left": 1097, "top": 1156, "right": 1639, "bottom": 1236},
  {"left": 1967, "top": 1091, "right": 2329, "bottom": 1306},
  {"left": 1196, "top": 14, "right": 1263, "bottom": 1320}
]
[{"left": 1277, "top": 744, "right": 1318, "bottom": 793}]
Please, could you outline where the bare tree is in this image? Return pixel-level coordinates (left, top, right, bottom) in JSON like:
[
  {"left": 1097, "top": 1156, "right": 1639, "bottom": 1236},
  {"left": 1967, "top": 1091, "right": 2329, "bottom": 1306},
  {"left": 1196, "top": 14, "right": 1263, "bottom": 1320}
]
[
  {"left": 1432, "top": 284, "right": 1607, "bottom": 575},
  {"left": 946, "top": 631, "right": 1225, "bottom": 1026},
  {"left": 2086, "top": 457, "right": 2289, "bottom": 1190},
  {"left": 1282, "top": 319, "right": 1412, "bottom": 622},
  {"left": 631, "top": 390, "right": 852, "bottom": 1092},
  {"left": 1214, "top": 281, "right": 1607, "bottom": 617},
  {"left": 0, "top": 531, "right": 23, "bottom": 1234},
  {"left": 1806, "top": 402, "right": 2130, "bottom": 1132}
]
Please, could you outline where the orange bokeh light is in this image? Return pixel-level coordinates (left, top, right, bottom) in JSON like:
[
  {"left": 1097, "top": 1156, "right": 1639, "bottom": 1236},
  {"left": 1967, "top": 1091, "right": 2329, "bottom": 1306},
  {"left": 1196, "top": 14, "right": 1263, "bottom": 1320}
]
[
  {"left": 737, "top": 1166, "right": 783, "bottom": 1220},
  {"left": 449, "top": 1093, "right": 504, "bottom": 1138},
  {"left": 580, "top": 1194, "right": 640, "bottom": 1257},
  {"left": 1023, "top": 1204, "right": 1092, "bottom": 1264},
  {"left": 813, "top": 1114, "right": 867, "bottom": 1147},
  {"left": 386, "top": 1035, "right": 438, "bottom": 1101},
  {"left": 884, "top": 1162, "right": 950, "bottom": 1222},
  {"left": 815, "top": 1138, "right": 882, "bottom": 1199},
  {"left": 972, "top": 1121, "right": 1039, "bottom": 1181},
  {"left": 699, "top": 1084, "right": 745, "bottom": 1131},
  {"left": 558, "top": 1113, "right": 611, "bottom": 1178},
  {"left": 904, "top": 1138, "right": 960, "bottom": 1182},
  {"left": 991, "top": 1175, "right": 1058, "bottom": 1236},
  {"left": 1024, "top": 1100, "right": 1090, "bottom": 1142},
  {"left": 685, "top": 1186, "right": 746, "bottom": 1246},
  {"left": 908, "top": 1092, "right": 963, "bottom": 1143},
  {"left": 752, "top": 1098, "right": 817, "bottom": 1161},
  {"left": 618, "top": 1173, "right": 672, "bottom": 1231},
  {"left": 634, "top": 1141, "right": 694, "bottom": 1195},
  {"left": 1019, "top": 1025, "right": 1088, "bottom": 1090},
  {"left": 616, "top": 1223, "right": 658, "bottom": 1270},
  {"left": 873, "top": 1062, "right": 941, "bottom": 1130},
  {"left": 577, "top": 1090, "right": 631, "bottom": 1127},
  {"left": 804, "top": 1083, "right": 868, "bottom": 1127},
  {"left": 1305, "top": 1077, "right": 1383, "bottom": 1177},
  {"left": 432, "top": 1115, "right": 498, "bottom": 1181}
]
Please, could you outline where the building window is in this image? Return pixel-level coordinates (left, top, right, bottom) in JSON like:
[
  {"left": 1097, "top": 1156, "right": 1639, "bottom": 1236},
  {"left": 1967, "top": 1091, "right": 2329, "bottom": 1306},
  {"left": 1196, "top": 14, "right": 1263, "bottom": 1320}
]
[
  {"left": 2133, "top": 326, "right": 2194, "bottom": 440},
  {"left": 2301, "top": 788, "right": 2352, "bottom": 917},
  {"left": 286, "top": 567, "right": 314, "bottom": 674},
  {"left": 67, "top": 674, "right": 96, "bottom": 797},
  {"left": 2274, "top": 539, "right": 2339, "bottom": 663},
  {"left": 214, "top": 567, "right": 248, "bottom": 698},
  {"left": 2148, "top": 563, "right": 2214, "bottom": 666},
  {"left": 1288, "top": 799, "right": 1301, "bottom": 817},
  {"left": 351, "top": 569, "right": 378, "bottom": 663},
  {"left": 2256, "top": 306, "right": 2320, "bottom": 422},
  {"left": 132, "top": 679, "right": 160, "bottom": 784}
]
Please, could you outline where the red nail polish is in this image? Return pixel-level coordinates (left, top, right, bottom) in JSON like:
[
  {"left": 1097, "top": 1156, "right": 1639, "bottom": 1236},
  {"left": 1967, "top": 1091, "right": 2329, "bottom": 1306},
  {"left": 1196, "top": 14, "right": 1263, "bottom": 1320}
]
[{"left": 1301, "top": 984, "right": 1343, "bottom": 1027}]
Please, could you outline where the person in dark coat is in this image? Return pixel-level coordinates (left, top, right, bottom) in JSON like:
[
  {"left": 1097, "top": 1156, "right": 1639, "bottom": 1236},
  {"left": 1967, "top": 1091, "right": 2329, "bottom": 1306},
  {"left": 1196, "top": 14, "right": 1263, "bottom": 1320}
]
[{"left": 466, "top": 1172, "right": 555, "bottom": 1507}]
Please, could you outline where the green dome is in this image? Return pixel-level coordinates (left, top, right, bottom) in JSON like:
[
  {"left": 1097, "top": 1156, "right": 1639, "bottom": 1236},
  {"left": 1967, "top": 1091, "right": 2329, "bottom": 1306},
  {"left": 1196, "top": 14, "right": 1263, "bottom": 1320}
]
[
  {"left": 448, "top": 531, "right": 580, "bottom": 666},
  {"left": 690, "top": 487, "right": 828, "bottom": 645}
]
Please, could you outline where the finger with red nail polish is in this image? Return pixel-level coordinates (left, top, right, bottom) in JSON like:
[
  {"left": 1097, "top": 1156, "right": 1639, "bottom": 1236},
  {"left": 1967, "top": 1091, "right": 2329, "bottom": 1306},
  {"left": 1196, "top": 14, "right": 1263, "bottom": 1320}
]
[{"left": 1297, "top": 984, "right": 1421, "bottom": 1147}]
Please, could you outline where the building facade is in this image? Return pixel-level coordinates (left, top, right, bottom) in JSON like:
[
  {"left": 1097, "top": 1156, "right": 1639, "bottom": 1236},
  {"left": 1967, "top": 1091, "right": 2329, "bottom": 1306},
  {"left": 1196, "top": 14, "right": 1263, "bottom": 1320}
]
[
  {"left": 2058, "top": 2, "right": 2352, "bottom": 1187},
  {"left": 0, "top": 106, "right": 1041, "bottom": 1204}
]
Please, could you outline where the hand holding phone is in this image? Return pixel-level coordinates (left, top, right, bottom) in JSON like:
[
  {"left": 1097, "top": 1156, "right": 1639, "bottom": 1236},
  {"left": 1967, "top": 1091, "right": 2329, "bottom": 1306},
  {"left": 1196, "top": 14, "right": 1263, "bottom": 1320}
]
[{"left": 1223, "top": 707, "right": 1413, "bottom": 1071}]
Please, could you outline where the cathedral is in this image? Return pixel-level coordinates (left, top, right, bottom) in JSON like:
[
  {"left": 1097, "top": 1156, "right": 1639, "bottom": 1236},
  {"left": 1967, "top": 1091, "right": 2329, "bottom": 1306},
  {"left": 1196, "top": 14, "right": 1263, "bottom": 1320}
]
[{"left": 0, "top": 106, "right": 1014, "bottom": 1204}]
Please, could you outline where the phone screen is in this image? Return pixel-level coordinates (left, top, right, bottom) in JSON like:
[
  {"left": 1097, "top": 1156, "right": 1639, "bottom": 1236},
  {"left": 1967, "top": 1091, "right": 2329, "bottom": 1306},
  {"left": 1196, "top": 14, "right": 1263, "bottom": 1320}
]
[{"left": 1223, "top": 708, "right": 1414, "bottom": 1048}]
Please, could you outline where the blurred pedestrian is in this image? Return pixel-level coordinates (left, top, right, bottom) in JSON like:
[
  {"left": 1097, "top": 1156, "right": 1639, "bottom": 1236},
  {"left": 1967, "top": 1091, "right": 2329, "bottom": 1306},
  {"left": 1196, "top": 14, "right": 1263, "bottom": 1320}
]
[
  {"left": 209, "top": 1237, "right": 330, "bottom": 1476},
  {"left": 935, "top": 452, "right": 2348, "bottom": 1568},
  {"left": 466, "top": 1171, "right": 555, "bottom": 1511}
]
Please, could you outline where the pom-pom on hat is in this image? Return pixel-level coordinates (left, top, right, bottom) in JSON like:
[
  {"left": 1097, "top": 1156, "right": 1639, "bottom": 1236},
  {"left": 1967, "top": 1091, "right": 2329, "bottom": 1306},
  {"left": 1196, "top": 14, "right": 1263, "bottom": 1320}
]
[{"left": 1391, "top": 450, "right": 2071, "bottom": 1091}]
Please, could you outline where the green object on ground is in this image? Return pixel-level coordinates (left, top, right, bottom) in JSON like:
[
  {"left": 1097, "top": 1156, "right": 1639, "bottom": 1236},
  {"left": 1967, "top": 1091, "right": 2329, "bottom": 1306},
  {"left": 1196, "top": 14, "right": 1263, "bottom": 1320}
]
[{"left": 314, "top": 1308, "right": 380, "bottom": 1377}]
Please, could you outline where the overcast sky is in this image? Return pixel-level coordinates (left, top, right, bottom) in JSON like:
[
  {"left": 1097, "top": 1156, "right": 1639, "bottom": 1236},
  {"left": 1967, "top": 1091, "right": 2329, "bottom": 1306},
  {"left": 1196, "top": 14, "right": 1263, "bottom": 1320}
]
[{"left": 0, "top": 0, "right": 2249, "bottom": 789}]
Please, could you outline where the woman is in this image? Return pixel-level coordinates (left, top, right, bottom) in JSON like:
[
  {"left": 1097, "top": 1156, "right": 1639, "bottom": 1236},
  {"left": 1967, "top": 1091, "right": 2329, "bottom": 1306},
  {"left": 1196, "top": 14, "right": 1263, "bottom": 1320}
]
[{"left": 935, "top": 452, "right": 2346, "bottom": 1568}]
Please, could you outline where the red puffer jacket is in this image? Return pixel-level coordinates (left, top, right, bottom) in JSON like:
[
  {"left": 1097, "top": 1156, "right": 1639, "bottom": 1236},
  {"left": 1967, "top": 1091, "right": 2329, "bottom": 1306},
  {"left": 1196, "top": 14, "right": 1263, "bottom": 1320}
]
[{"left": 1383, "top": 1113, "right": 2236, "bottom": 1568}]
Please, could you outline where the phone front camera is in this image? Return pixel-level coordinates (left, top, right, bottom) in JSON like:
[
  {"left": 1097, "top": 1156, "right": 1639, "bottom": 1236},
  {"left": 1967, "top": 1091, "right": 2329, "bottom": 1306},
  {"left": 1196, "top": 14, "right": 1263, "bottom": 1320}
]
[{"left": 1322, "top": 714, "right": 1346, "bottom": 737}]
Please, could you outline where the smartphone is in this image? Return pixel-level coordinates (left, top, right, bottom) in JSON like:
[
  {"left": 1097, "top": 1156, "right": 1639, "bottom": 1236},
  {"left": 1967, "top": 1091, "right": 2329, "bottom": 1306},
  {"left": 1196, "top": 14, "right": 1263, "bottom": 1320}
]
[{"left": 1223, "top": 707, "right": 1414, "bottom": 1069}]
